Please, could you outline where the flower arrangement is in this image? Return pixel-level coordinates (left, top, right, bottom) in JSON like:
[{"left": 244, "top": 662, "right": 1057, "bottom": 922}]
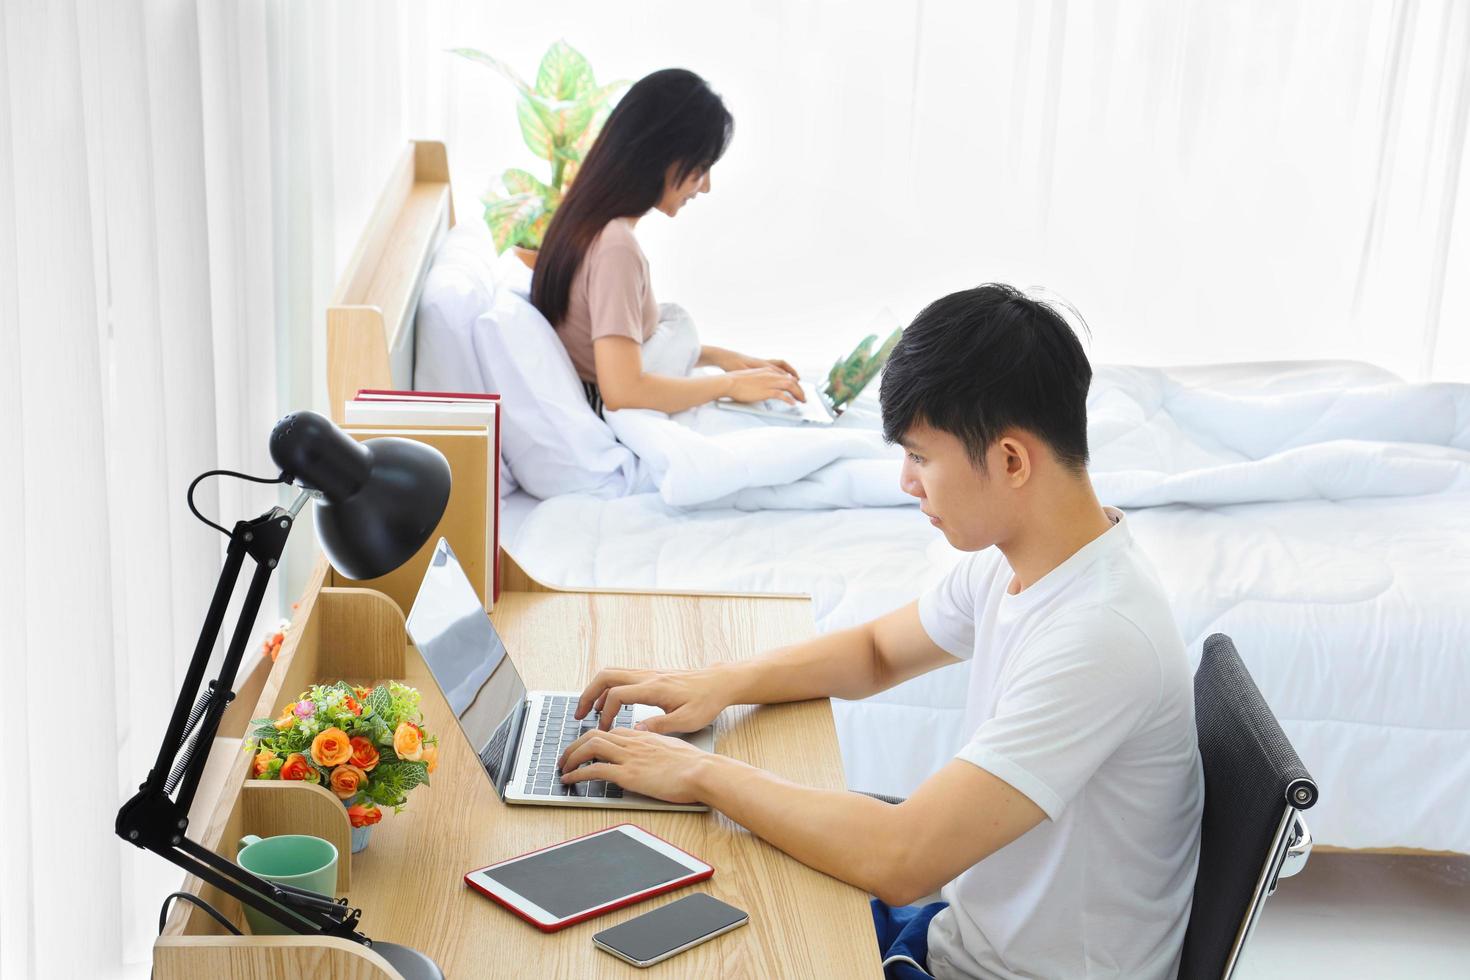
[{"left": 245, "top": 681, "right": 439, "bottom": 833}]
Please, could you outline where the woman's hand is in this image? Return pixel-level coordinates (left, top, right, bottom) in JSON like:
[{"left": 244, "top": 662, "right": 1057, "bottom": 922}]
[
  {"left": 722, "top": 351, "right": 801, "bottom": 380},
  {"left": 724, "top": 367, "right": 805, "bottom": 404},
  {"left": 701, "top": 346, "right": 802, "bottom": 382}
]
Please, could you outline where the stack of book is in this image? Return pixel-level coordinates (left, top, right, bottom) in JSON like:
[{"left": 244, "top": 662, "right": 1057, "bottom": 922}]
[{"left": 342, "top": 389, "right": 501, "bottom": 610}]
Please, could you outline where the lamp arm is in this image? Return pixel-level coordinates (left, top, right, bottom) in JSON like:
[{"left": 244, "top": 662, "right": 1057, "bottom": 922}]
[{"left": 116, "top": 489, "right": 372, "bottom": 944}]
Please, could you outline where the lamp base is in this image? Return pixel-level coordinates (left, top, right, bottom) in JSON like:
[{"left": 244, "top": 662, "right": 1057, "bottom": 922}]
[{"left": 372, "top": 941, "right": 445, "bottom": 980}]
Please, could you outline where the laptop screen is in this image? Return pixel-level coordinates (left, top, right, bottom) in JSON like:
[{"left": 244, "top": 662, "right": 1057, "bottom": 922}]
[{"left": 406, "top": 538, "right": 526, "bottom": 798}]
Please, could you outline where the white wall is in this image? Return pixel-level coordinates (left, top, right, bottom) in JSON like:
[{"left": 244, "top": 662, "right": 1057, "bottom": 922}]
[{"left": 412, "top": 0, "right": 1470, "bottom": 380}]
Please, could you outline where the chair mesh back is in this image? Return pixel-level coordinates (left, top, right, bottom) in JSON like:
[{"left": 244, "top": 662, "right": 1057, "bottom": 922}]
[{"left": 1179, "top": 634, "right": 1317, "bottom": 980}]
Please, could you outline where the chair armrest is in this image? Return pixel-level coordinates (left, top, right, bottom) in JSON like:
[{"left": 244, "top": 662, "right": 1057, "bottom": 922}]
[{"left": 1278, "top": 815, "right": 1313, "bottom": 880}]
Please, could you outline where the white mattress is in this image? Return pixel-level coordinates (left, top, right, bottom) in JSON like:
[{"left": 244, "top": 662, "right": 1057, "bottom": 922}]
[{"left": 504, "top": 488, "right": 1470, "bottom": 853}]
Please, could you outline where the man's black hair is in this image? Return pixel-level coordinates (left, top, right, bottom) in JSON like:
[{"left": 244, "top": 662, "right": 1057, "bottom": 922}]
[{"left": 880, "top": 283, "right": 1092, "bottom": 471}]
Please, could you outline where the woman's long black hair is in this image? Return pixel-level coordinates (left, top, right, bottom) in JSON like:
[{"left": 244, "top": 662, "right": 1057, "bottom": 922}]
[{"left": 531, "top": 68, "right": 733, "bottom": 327}]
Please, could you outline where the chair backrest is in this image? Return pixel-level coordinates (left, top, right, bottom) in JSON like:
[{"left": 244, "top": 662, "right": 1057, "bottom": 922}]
[{"left": 1179, "top": 633, "right": 1318, "bottom": 980}]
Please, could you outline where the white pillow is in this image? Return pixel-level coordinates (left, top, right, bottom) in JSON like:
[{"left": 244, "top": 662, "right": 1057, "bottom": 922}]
[
  {"left": 414, "top": 222, "right": 498, "bottom": 394},
  {"left": 411, "top": 222, "right": 518, "bottom": 495},
  {"left": 642, "top": 303, "right": 702, "bottom": 378},
  {"left": 494, "top": 246, "right": 534, "bottom": 299},
  {"left": 472, "top": 289, "right": 648, "bottom": 498}
]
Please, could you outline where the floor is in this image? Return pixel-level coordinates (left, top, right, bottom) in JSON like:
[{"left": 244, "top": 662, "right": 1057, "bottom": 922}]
[{"left": 1240, "top": 851, "right": 1470, "bottom": 978}]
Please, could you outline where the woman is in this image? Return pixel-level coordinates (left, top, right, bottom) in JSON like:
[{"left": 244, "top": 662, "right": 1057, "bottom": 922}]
[{"left": 531, "top": 68, "right": 804, "bottom": 415}]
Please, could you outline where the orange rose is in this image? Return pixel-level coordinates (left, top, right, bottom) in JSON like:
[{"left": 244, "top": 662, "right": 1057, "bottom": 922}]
[
  {"left": 251, "top": 748, "right": 277, "bottom": 778},
  {"left": 310, "top": 727, "right": 352, "bottom": 767},
  {"left": 421, "top": 741, "right": 438, "bottom": 774},
  {"left": 393, "top": 721, "right": 423, "bottom": 761},
  {"left": 328, "top": 763, "right": 368, "bottom": 800},
  {"left": 346, "top": 803, "right": 382, "bottom": 828},
  {"left": 279, "top": 753, "right": 313, "bottom": 781},
  {"left": 348, "top": 736, "right": 380, "bottom": 772}
]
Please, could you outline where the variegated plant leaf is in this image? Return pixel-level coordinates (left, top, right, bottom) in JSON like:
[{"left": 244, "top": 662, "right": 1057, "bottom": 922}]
[
  {"left": 535, "top": 40, "right": 594, "bottom": 101},
  {"left": 449, "top": 47, "right": 534, "bottom": 98},
  {"left": 517, "top": 97, "right": 556, "bottom": 161},
  {"left": 522, "top": 209, "right": 554, "bottom": 250},
  {"left": 482, "top": 191, "right": 546, "bottom": 253},
  {"left": 502, "top": 168, "right": 550, "bottom": 198}
]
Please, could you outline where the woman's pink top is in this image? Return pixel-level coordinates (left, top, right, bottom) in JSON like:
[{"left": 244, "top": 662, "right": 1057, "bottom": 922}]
[{"left": 557, "top": 217, "right": 659, "bottom": 383}]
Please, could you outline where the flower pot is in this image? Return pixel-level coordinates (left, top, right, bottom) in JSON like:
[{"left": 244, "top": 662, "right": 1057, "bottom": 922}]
[
  {"left": 513, "top": 245, "right": 538, "bottom": 270},
  {"left": 350, "top": 823, "right": 373, "bottom": 854}
]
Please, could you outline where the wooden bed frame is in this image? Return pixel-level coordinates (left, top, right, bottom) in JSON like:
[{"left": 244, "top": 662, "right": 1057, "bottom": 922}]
[{"left": 323, "top": 140, "right": 537, "bottom": 594}]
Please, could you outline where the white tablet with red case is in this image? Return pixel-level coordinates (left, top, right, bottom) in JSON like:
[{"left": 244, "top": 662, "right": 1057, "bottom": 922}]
[{"left": 464, "top": 824, "right": 714, "bottom": 932}]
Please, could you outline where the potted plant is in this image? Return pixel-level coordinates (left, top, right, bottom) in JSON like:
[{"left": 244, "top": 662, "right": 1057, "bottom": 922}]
[
  {"left": 245, "top": 680, "right": 439, "bottom": 853},
  {"left": 451, "top": 40, "right": 625, "bottom": 268}
]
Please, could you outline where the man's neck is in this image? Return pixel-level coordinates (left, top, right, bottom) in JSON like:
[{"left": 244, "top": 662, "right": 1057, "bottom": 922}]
[{"left": 999, "top": 480, "right": 1116, "bottom": 594}]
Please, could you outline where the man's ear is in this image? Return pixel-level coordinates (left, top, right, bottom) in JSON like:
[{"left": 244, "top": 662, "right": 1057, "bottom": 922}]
[{"left": 997, "top": 434, "right": 1030, "bottom": 487}]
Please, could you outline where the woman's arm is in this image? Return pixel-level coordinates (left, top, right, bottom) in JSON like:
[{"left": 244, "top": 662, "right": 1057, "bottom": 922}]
[
  {"left": 695, "top": 344, "right": 791, "bottom": 374},
  {"left": 595, "top": 336, "right": 801, "bottom": 413}
]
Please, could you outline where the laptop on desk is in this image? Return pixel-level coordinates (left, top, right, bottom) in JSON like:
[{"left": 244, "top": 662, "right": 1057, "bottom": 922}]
[{"left": 406, "top": 538, "right": 713, "bottom": 812}]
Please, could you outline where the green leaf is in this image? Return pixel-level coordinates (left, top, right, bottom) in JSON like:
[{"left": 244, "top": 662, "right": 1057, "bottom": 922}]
[
  {"left": 364, "top": 761, "right": 430, "bottom": 808},
  {"left": 502, "top": 168, "right": 550, "bottom": 198},
  {"left": 448, "top": 47, "right": 534, "bottom": 99},
  {"left": 522, "top": 210, "right": 553, "bottom": 250},
  {"left": 534, "top": 40, "right": 593, "bottom": 101},
  {"left": 367, "top": 685, "right": 392, "bottom": 720},
  {"left": 483, "top": 191, "right": 546, "bottom": 253},
  {"left": 516, "top": 97, "right": 557, "bottom": 161}
]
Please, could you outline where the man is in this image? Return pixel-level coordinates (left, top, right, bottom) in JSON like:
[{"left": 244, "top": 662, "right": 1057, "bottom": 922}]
[{"left": 557, "top": 284, "right": 1204, "bottom": 979}]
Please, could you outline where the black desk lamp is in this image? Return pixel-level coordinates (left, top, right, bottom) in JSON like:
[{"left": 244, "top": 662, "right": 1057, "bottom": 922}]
[{"left": 116, "top": 410, "right": 448, "bottom": 980}]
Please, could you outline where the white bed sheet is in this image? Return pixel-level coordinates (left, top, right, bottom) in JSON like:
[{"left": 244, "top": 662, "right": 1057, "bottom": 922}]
[{"left": 503, "top": 487, "right": 1470, "bottom": 853}]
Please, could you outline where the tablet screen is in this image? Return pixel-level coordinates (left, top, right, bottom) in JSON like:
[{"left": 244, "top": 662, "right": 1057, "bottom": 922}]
[{"left": 481, "top": 830, "right": 696, "bottom": 919}]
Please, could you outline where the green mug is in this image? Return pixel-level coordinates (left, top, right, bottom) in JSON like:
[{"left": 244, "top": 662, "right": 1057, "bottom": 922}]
[{"left": 235, "top": 833, "right": 339, "bottom": 935}]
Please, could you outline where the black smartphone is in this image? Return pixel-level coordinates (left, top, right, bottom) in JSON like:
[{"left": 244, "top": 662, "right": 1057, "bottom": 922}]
[{"left": 592, "top": 893, "right": 749, "bottom": 968}]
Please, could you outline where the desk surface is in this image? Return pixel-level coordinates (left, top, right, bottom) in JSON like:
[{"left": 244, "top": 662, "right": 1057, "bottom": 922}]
[{"left": 344, "top": 589, "right": 883, "bottom": 978}]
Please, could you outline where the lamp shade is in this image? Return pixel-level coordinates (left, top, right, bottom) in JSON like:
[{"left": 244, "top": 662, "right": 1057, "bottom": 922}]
[{"left": 269, "top": 411, "right": 451, "bottom": 579}]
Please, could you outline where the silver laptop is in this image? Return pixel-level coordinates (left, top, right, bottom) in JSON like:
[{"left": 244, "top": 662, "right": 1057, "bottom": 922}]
[
  {"left": 716, "top": 381, "right": 843, "bottom": 426},
  {"left": 406, "top": 538, "right": 713, "bottom": 812}
]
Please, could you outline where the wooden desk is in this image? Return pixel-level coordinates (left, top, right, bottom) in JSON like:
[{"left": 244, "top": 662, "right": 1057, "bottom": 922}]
[{"left": 158, "top": 573, "right": 883, "bottom": 979}]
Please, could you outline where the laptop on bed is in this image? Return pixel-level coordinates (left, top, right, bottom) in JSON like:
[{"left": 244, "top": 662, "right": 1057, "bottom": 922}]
[
  {"left": 715, "top": 321, "right": 903, "bottom": 427},
  {"left": 406, "top": 538, "right": 713, "bottom": 812}
]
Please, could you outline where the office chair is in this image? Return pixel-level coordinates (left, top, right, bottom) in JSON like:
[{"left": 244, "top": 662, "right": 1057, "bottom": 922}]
[{"left": 1179, "top": 632, "right": 1318, "bottom": 980}]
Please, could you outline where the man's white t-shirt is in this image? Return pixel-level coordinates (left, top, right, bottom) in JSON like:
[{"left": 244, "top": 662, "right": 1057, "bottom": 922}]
[{"left": 920, "top": 508, "right": 1203, "bottom": 980}]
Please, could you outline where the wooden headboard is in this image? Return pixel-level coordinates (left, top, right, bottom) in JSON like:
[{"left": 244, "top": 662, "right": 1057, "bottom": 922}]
[
  {"left": 326, "top": 140, "right": 454, "bottom": 422},
  {"left": 325, "top": 139, "right": 549, "bottom": 593}
]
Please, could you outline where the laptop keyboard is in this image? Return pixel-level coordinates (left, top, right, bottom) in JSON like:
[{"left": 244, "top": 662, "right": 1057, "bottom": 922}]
[{"left": 522, "top": 695, "right": 634, "bottom": 799}]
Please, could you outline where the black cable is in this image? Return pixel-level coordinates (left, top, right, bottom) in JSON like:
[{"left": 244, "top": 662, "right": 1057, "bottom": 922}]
[
  {"left": 187, "top": 469, "right": 287, "bottom": 536},
  {"left": 157, "top": 890, "right": 242, "bottom": 936}
]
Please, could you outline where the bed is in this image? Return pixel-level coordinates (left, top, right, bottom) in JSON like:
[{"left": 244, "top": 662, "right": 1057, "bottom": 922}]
[{"left": 329, "top": 140, "right": 1470, "bottom": 855}]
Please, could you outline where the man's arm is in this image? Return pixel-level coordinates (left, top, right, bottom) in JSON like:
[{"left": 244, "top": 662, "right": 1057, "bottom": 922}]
[
  {"left": 577, "top": 601, "right": 960, "bottom": 732},
  {"left": 560, "top": 730, "right": 1045, "bottom": 906}
]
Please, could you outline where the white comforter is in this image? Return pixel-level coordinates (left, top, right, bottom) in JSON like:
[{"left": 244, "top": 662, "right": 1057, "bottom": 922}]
[{"left": 608, "top": 357, "right": 1470, "bottom": 511}]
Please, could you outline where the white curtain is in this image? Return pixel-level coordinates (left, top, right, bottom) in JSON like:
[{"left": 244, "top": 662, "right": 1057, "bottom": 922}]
[
  {"left": 427, "top": 0, "right": 1470, "bottom": 381},
  {"left": 0, "top": 1, "right": 418, "bottom": 976}
]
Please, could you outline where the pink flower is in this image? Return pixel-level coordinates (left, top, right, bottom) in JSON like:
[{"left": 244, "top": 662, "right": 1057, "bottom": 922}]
[{"left": 294, "top": 701, "right": 316, "bottom": 718}]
